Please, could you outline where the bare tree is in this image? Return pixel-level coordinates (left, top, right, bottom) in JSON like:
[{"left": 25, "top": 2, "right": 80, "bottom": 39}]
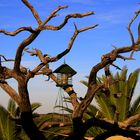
[
  {"left": 0, "top": 0, "right": 140, "bottom": 140},
  {"left": 0, "top": 0, "right": 97, "bottom": 140}
]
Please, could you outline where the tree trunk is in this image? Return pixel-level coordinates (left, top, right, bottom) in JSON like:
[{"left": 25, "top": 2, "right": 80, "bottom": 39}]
[
  {"left": 21, "top": 111, "right": 46, "bottom": 140},
  {"left": 65, "top": 117, "right": 86, "bottom": 140},
  {"left": 18, "top": 79, "right": 46, "bottom": 140}
]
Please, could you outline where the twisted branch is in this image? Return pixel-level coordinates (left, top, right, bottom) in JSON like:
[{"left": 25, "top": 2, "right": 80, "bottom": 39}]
[
  {"left": 0, "top": 27, "right": 35, "bottom": 36},
  {"left": 48, "top": 24, "right": 98, "bottom": 62},
  {"left": 43, "top": 12, "right": 94, "bottom": 30},
  {"left": 38, "top": 6, "right": 68, "bottom": 29},
  {"left": 21, "top": 0, "right": 42, "bottom": 25},
  {"left": 25, "top": 24, "right": 98, "bottom": 77},
  {"left": 72, "top": 9, "right": 140, "bottom": 119}
]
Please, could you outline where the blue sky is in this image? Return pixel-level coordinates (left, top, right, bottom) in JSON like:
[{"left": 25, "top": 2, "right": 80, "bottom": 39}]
[{"left": 0, "top": 0, "right": 140, "bottom": 112}]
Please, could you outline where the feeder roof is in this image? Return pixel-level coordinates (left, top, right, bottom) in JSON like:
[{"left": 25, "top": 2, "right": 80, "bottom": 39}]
[{"left": 53, "top": 64, "right": 77, "bottom": 76}]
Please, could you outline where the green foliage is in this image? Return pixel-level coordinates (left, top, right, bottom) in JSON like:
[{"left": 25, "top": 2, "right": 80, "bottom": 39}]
[
  {"left": 130, "top": 95, "right": 140, "bottom": 115},
  {"left": 31, "top": 102, "right": 42, "bottom": 113},
  {"left": 7, "top": 99, "right": 16, "bottom": 116},
  {"left": 80, "top": 67, "right": 140, "bottom": 137},
  {"left": 95, "top": 92, "right": 115, "bottom": 120},
  {"left": 0, "top": 104, "right": 19, "bottom": 140},
  {"left": 0, "top": 99, "right": 52, "bottom": 140}
]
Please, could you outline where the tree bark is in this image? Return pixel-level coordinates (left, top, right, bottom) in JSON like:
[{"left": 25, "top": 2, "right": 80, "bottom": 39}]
[
  {"left": 18, "top": 78, "right": 46, "bottom": 140},
  {"left": 65, "top": 117, "right": 87, "bottom": 140},
  {"left": 21, "top": 112, "right": 46, "bottom": 140}
]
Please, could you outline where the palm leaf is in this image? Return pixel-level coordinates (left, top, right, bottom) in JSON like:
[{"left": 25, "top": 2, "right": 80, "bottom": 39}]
[
  {"left": 120, "top": 66, "right": 127, "bottom": 81},
  {"left": 127, "top": 69, "right": 140, "bottom": 99},
  {"left": 95, "top": 93, "right": 114, "bottom": 120},
  {"left": 42, "top": 126, "right": 70, "bottom": 140},
  {"left": 31, "top": 102, "right": 42, "bottom": 113},
  {"left": 7, "top": 99, "right": 16, "bottom": 113},
  {"left": 34, "top": 115, "right": 52, "bottom": 129},
  {"left": 133, "top": 104, "right": 140, "bottom": 115},
  {"left": 7, "top": 98, "right": 17, "bottom": 118},
  {"left": 55, "top": 105, "right": 73, "bottom": 114},
  {"left": 130, "top": 94, "right": 140, "bottom": 115},
  {"left": 0, "top": 104, "right": 18, "bottom": 140},
  {"left": 80, "top": 80, "right": 88, "bottom": 87},
  {"left": 116, "top": 82, "right": 129, "bottom": 120},
  {"left": 86, "top": 104, "right": 99, "bottom": 117}
]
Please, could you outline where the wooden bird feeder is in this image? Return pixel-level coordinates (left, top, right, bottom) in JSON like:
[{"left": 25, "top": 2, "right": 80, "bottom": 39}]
[{"left": 53, "top": 64, "right": 77, "bottom": 87}]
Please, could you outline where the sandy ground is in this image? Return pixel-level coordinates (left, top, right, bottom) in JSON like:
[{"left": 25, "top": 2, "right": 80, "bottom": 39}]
[{"left": 106, "top": 135, "right": 134, "bottom": 140}]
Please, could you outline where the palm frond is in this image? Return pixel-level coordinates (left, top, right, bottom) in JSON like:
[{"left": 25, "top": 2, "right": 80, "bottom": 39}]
[
  {"left": 7, "top": 98, "right": 16, "bottom": 117},
  {"left": 120, "top": 66, "right": 127, "bottom": 81},
  {"left": 0, "top": 104, "right": 19, "bottom": 140},
  {"left": 34, "top": 115, "right": 52, "bottom": 129},
  {"left": 133, "top": 104, "right": 140, "bottom": 115},
  {"left": 86, "top": 104, "right": 99, "bottom": 117},
  {"left": 42, "top": 126, "right": 71, "bottom": 140},
  {"left": 95, "top": 93, "right": 114, "bottom": 120},
  {"left": 31, "top": 102, "right": 42, "bottom": 113},
  {"left": 116, "top": 82, "right": 130, "bottom": 121},
  {"left": 54, "top": 105, "right": 73, "bottom": 114},
  {"left": 130, "top": 94, "right": 140, "bottom": 115},
  {"left": 128, "top": 69, "right": 140, "bottom": 99},
  {"left": 80, "top": 80, "right": 88, "bottom": 87}
]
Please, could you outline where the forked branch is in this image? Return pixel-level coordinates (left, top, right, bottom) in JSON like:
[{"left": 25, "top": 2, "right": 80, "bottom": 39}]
[
  {"left": 43, "top": 12, "right": 94, "bottom": 30},
  {"left": 72, "top": 9, "right": 140, "bottom": 119},
  {"left": 22, "top": 0, "right": 42, "bottom": 25},
  {"left": 48, "top": 24, "right": 98, "bottom": 62},
  {"left": 38, "top": 6, "right": 68, "bottom": 28},
  {"left": 26, "top": 24, "right": 98, "bottom": 80}
]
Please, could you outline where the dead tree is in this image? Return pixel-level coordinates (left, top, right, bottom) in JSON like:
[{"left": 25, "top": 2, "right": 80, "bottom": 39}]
[
  {"left": 0, "top": 0, "right": 140, "bottom": 140},
  {"left": 65, "top": 10, "right": 140, "bottom": 140},
  {"left": 0, "top": 0, "right": 97, "bottom": 140}
]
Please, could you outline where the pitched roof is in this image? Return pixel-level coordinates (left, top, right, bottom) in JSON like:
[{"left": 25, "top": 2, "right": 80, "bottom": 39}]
[{"left": 53, "top": 64, "right": 77, "bottom": 76}]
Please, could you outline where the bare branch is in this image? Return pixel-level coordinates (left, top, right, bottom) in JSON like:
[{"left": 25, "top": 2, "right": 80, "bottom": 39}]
[
  {"left": 117, "top": 54, "right": 135, "bottom": 60},
  {"left": 26, "top": 24, "right": 98, "bottom": 79},
  {"left": 123, "top": 114, "right": 140, "bottom": 127},
  {"left": 14, "top": 31, "right": 40, "bottom": 72},
  {"left": 84, "top": 117, "right": 140, "bottom": 139},
  {"left": 0, "top": 27, "right": 35, "bottom": 36},
  {"left": 12, "top": 9, "right": 95, "bottom": 73},
  {"left": 38, "top": 6, "right": 68, "bottom": 29},
  {"left": 43, "top": 11, "right": 94, "bottom": 30},
  {"left": 21, "top": 0, "right": 42, "bottom": 25},
  {"left": 73, "top": 84, "right": 103, "bottom": 118},
  {"left": 72, "top": 11, "right": 140, "bottom": 118},
  {"left": 111, "top": 63, "right": 122, "bottom": 70},
  {"left": 23, "top": 48, "right": 38, "bottom": 56},
  {"left": 136, "top": 23, "right": 140, "bottom": 44},
  {"left": 26, "top": 63, "right": 45, "bottom": 80},
  {"left": 77, "top": 24, "right": 98, "bottom": 33},
  {"left": 127, "top": 10, "right": 140, "bottom": 45},
  {"left": 0, "top": 55, "right": 14, "bottom": 62},
  {"left": 49, "top": 24, "right": 98, "bottom": 62},
  {"left": 0, "top": 82, "right": 20, "bottom": 105}
]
